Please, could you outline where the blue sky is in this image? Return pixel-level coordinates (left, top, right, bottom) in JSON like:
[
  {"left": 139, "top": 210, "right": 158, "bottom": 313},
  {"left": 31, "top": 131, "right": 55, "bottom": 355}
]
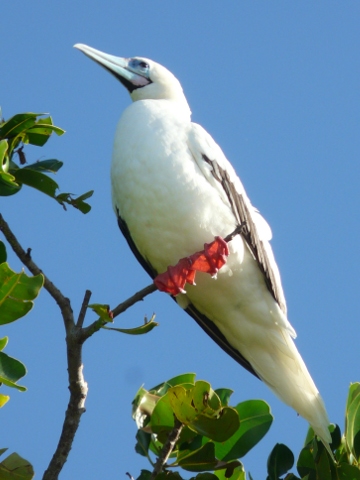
[{"left": 1, "top": 2, "right": 360, "bottom": 479}]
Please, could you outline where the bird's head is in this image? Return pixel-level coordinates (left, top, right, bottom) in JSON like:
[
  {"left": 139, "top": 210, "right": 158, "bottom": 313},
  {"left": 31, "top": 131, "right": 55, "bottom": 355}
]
[{"left": 74, "top": 44, "right": 187, "bottom": 105}]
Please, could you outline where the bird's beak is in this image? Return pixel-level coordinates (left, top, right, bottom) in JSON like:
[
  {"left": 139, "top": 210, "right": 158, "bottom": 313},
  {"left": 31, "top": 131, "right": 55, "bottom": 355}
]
[{"left": 74, "top": 43, "right": 150, "bottom": 93}]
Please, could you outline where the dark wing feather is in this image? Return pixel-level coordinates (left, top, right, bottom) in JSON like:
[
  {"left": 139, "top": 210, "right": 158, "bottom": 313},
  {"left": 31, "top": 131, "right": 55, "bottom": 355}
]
[{"left": 202, "top": 155, "right": 286, "bottom": 314}]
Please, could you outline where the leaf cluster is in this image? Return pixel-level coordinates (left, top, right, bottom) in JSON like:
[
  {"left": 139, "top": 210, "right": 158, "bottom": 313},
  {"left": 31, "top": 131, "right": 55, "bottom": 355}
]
[
  {"left": 132, "top": 373, "right": 273, "bottom": 480},
  {"left": 132, "top": 378, "right": 360, "bottom": 480},
  {"left": 0, "top": 448, "right": 34, "bottom": 480},
  {"left": 0, "top": 241, "right": 43, "bottom": 407},
  {"left": 0, "top": 111, "right": 93, "bottom": 212}
]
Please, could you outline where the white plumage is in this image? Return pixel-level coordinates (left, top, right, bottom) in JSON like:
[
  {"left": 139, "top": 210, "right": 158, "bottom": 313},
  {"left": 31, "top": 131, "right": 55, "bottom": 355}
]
[{"left": 75, "top": 44, "right": 331, "bottom": 447}]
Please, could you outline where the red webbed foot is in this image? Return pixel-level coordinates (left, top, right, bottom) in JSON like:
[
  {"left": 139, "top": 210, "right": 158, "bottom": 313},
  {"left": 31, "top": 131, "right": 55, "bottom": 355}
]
[
  {"left": 189, "top": 236, "right": 229, "bottom": 276},
  {"left": 154, "top": 258, "right": 192, "bottom": 296},
  {"left": 154, "top": 236, "right": 230, "bottom": 296}
]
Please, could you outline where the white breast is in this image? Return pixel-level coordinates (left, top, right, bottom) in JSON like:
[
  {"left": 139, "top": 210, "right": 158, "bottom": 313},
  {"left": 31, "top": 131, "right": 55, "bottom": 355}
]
[{"left": 111, "top": 99, "right": 239, "bottom": 272}]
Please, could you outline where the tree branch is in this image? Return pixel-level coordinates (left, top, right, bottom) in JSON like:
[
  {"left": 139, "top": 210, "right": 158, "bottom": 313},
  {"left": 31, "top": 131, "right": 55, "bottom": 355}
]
[
  {"left": 112, "top": 283, "right": 157, "bottom": 318},
  {"left": 80, "top": 283, "right": 157, "bottom": 342},
  {"left": 42, "top": 331, "right": 88, "bottom": 480},
  {"left": 76, "top": 290, "right": 92, "bottom": 328},
  {"left": 150, "top": 417, "right": 183, "bottom": 480},
  {"left": 0, "top": 213, "right": 160, "bottom": 479},
  {"left": 0, "top": 213, "right": 88, "bottom": 480}
]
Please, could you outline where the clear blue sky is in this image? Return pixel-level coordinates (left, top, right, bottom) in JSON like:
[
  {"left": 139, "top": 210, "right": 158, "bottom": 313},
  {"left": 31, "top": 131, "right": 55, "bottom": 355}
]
[{"left": 1, "top": 2, "right": 359, "bottom": 479}]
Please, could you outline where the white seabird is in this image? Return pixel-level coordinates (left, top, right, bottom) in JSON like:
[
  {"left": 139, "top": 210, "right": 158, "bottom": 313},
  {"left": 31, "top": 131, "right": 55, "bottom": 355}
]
[{"left": 75, "top": 43, "right": 331, "bottom": 447}]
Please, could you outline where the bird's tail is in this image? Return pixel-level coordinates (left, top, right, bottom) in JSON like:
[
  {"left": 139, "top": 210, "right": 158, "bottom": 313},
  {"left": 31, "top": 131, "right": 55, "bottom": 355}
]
[{"left": 243, "top": 328, "right": 332, "bottom": 449}]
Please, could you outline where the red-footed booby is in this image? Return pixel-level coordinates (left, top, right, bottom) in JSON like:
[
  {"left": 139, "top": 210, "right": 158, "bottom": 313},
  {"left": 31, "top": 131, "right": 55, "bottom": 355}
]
[{"left": 74, "top": 43, "right": 331, "bottom": 448}]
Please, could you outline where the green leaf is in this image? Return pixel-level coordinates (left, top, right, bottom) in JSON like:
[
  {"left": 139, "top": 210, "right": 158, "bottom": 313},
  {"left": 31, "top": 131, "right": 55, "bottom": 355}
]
[
  {"left": 0, "top": 337, "right": 8, "bottom": 350},
  {"left": 214, "top": 400, "right": 273, "bottom": 461},
  {"left": 214, "top": 464, "right": 246, "bottom": 480},
  {"left": 33, "top": 115, "right": 64, "bottom": 135},
  {"left": 156, "top": 473, "right": 183, "bottom": 480},
  {"left": 192, "top": 381, "right": 221, "bottom": 413},
  {"left": 0, "top": 241, "right": 7, "bottom": 263},
  {"left": 0, "top": 140, "right": 8, "bottom": 168},
  {"left": 88, "top": 303, "right": 113, "bottom": 323},
  {"left": 0, "top": 113, "right": 39, "bottom": 139},
  {"left": 297, "top": 446, "right": 315, "bottom": 479},
  {"left": 135, "top": 430, "right": 151, "bottom": 457},
  {"left": 56, "top": 190, "right": 93, "bottom": 214},
  {"left": 315, "top": 448, "right": 332, "bottom": 480},
  {"left": 0, "top": 351, "right": 26, "bottom": 391},
  {"left": 13, "top": 168, "right": 59, "bottom": 197},
  {"left": 191, "top": 408, "right": 240, "bottom": 443},
  {"left": 0, "top": 113, "right": 64, "bottom": 152},
  {"left": 149, "top": 393, "right": 175, "bottom": 437},
  {"left": 346, "top": 383, "right": 360, "bottom": 412},
  {"left": 346, "top": 382, "right": 360, "bottom": 460},
  {"left": 0, "top": 393, "right": 10, "bottom": 407},
  {"left": 303, "top": 426, "right": 315, "bottom": 448},
  {"left": 0, "top": 451, "right": 34, "bottom": 479},
  {"left": 150, "top": 373, "right": 196, "bottom": 397},
  {"left": 23, "top": 159, "right": 63, "bottom": 173},
  {"left": 0, "top": 170, "right": 21, "bottom": 196},
  {"left": 136, "top": 470, "right": 152, "bottom": 480},
  {"left": 177, "top": 442, "right": 218, "bottom": 472},
  {"left": 0, "top": 263, "right": 44, "bottom": 325},
  {"left": 193, "top": 474, "right": 218, "bottom": 480},
  {"left": 329, "top": 424, "right": 341, "bottom": 451},
  {"left": 337, "top": 463, "right": 360, "bottom": 480},
  {"left": 166, "top": 381, "right": 239, "bottom": 441},
  {"left": 103, "top": 315, "right": 159, "bottom": 335},
  {"left": 214, "top": 388, "right": 233, "bottom": 407},
  {"left": 132, "top": 387, "right": 161, "bottom": 429},
  {"left": 25, "top": 117, "right": 65, "bottom": 146},
  {"left": 168, "top": 385, "right": 198, "bottom": 424},
  {"left": 266, "top": 443, "right": 294, "bottom": 480}
]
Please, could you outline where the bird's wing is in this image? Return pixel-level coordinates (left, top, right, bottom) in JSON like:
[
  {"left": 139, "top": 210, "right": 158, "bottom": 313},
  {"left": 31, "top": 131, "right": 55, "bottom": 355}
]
[{"left": 188, "top": 122, "right": 287, "bottom": 315}]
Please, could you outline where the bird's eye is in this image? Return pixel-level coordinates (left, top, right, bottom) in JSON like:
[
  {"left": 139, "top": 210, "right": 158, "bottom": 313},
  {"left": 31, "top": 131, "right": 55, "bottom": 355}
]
[{"left": 129, "top": 59, "right": 149, "bottom": 73}]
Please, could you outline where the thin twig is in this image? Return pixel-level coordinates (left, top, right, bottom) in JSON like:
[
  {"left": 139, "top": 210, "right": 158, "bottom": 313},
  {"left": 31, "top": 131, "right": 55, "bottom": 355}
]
[
  {"left": 112, "top": 283, "right": 157, "bottom": 318},
  {"left": 150, "top": 417, "right": 183, "bottom": 479},
  {"left": 76, "top": 290, "right": 92, "bottom": 328},
  {"left": 80, "top": 283, "right": 157, "bottom": 342}
]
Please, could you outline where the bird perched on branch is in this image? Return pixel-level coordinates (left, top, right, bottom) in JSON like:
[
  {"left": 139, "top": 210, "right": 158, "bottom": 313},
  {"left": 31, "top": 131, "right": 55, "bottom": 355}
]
[{"left": 75, "top": 43, "right": 331, "bottom": 448}]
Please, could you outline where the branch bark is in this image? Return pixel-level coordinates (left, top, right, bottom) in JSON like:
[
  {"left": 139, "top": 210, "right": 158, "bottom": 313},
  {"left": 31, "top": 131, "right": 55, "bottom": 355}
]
[
  {"left": 0, "top": 213, "right": 157, "bottom": 479},
  {"left": 150, "top": 417, "right": 184, "bottom": 480}
]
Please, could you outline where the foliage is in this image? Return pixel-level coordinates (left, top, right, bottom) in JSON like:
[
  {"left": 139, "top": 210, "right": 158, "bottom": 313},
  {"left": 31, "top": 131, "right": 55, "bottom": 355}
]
[
  {"left": 132, "top": 377, "right": 360, "bottom": 480},
  {"left": 0, "top": 109, "right": 94, "bottom": 478},
  {"left": 132, "top": 374, "right": 272, "bottom": 479},
  {"left": 0, "top": 111, "right": 93, "bottom": 212},
  {"left": 0, "top": 240, "right": 44, "bottom": 407},
  {"left": 0, "top": 244, "right": 44, "bottom": 326},
  {"left": 0, "top": 448, "right": 34, "bottom": 480}
]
